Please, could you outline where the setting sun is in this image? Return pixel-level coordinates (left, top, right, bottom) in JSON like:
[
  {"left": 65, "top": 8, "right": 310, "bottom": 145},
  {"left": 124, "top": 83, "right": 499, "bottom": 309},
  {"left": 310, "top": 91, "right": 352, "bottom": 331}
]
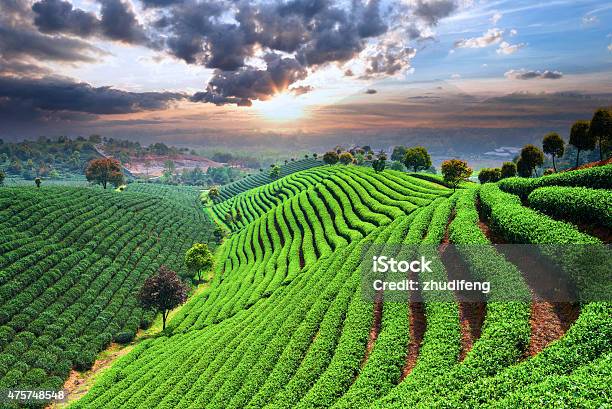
[{"left": 254, "top": 92, "right": 307, "bottom": 121}]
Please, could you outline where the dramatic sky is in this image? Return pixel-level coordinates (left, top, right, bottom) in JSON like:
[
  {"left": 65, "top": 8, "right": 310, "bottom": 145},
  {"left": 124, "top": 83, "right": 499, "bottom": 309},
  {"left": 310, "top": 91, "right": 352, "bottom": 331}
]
[{"left": 0, "top": 0, "right": 611, "bottom": 143}]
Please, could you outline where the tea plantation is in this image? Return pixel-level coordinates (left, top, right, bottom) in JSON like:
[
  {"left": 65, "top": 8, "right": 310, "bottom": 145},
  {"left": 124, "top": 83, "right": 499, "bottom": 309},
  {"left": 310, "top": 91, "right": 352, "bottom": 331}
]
[
  {"left": 70, "top": 164, "right": 611, "bottom": 408},
  {"left": 0, "top": 185, "right": 212, "bottom": 398}
]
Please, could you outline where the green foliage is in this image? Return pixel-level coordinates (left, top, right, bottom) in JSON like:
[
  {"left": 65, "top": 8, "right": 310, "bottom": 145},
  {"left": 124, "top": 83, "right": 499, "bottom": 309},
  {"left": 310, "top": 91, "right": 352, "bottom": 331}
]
[
  {"left": 0, "top": 185, "right": 211, "bottom": 390},
  {"left": 497, "top": 164, "right": 612, "bottom": 199},
  {"left": 528, "top": 186, "right": 612, "bottom": 228},
  {"left": 185, "top": 243, "right": 214, "bottom": 282},
  {"left": 270, "top": 165, "right": 281, "bottom": 180},
  {"left": 390, "top": 145, "right": 407, "bottom": 161},
  {"left": 518, "top": 144, "right": 545, "bottom": 177},
  {"left": 441, "top": 159, "right": 472, "bottom": 191},
  {"left": 478, "top": 168, "right": 501, "bottom": 184},
  {"left": 542, "top": 132, "right": 565, "bottom": 171},
  {"left": 389, "top": 161, "right": 403, "bottom": 171},
  {"left": 569, "top": 120, "right": 596, "bottom": 167},
  {"left": 55, "top": 159, "right": 610, "bottom": 408},
  {"left": 323, "top": 151, "right": 340, "bottom": 165},
  {"left": 372, "top": 153, "right": 387, "bottom": 173},
  {"left": 500, "top": 161, "right": 517, "bottom": 178},
  {"left": 589, "top": 107, "right": 612, "bottom": 160},
  {"left": 403, "top": 146, "right": 431, "bottom": 172},
  {"left": 213, "top": 159, "right": 322, "bottom": 202}
]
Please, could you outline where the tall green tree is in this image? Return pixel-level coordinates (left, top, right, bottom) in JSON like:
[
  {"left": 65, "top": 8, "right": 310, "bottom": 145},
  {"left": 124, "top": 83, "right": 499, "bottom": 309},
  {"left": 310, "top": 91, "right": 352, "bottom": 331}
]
[
  {"left": 542, "top": 132, "right": 565, "bottom": 172},
  {"left": 391, "top": 146, "right": 407, "bottom": 161},
  {"left": 441, "top": 159, "right": 472, "bottom": 191},
  {"left": 403, "top": 146, "right": 432, "bottom": 172},
  {"left": 500, "top": 162, "right": 517, "bottom": 179},
  {"left": 0, "top": 170, "right": 5, "bottom": 186},
  {"left": 184, "top": 243, "right": 214, "bottom": 283},
  {"left": 588, "top": 108, "right": 612, "bottom": 161},
  {"left": 519, "top": 144, "right": 545, "bottom": 177},
  {"left": 569, "top": 120, "right": 596, "bottom": 168}
]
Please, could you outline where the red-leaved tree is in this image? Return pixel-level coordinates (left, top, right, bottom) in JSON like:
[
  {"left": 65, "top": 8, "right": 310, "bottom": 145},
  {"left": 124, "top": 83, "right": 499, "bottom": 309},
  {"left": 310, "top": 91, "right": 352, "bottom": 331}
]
[
  {"left": 86, "top": 157, "right": 124, "bottom": 189},
  {"left": 138, "top": 266, "right": 188, "bottom": 331}
]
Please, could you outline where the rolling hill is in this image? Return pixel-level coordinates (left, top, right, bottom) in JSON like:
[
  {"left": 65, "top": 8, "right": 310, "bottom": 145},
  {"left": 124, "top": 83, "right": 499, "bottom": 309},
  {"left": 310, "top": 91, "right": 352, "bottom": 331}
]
[
  {"left": 69, "top": 164, "right": 611, "bottom": 408},
  {"left": 0, "top": 184, "right": 212, "bottom": 401}
]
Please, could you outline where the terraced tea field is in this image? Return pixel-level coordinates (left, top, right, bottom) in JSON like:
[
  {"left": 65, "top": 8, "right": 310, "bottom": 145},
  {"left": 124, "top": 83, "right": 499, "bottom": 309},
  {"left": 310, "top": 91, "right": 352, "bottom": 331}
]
[
  {"left": 68, "top": 164, "right": 611, "bottom": 408},
  {"left": 0, "top": 185, "right": 212, "bottom": 399}
]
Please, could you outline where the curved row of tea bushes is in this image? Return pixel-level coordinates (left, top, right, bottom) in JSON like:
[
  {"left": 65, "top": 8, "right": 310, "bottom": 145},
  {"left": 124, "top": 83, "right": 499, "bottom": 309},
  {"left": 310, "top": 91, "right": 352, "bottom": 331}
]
[
  {"left": 215, "top": 158, "right": 323, "bottom": 202},
  {"left": 0, "top": 187, "right": 211, "bottom": 394},
  {"left": 497, "top": 164, "right": 612, "bottom": 199},
  {"left": 527, "top": 186, "right": 612, "bottom": 228}
]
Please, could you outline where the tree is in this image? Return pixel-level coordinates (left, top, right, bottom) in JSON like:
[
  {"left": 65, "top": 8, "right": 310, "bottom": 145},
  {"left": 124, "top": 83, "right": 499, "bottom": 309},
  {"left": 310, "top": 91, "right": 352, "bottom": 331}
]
[
  {"left": 323, "top": 151, "right": 339, "bottom": 165},
  {"left": 184, "top": 243, "right": 214, "bottom": 283},
  {"left": 516, "top": 157, "right": 532, "bottom": 177},
  {"left": 138, "top": 266, "right": 188, "bottom": 331},
  {"left": 441, "top": 159, "right": 472, "bottom": 191},
  {"left": 208, "top": 186, "right": 220, "bottom": 200},
  {"left": 213, "top": 223, "right": 227, "bottom": 244},
  {"left": 0, "top": 170, "right": 4, "bottom": 186},
  {"left": 313, "top": 153, "right": 318, "bottom": 159},
  {"left": 270, "top": 165, "right": 281, "bottom": 179},
  {"left": 372, "top": 153, "right": 387, "bottom": 172},
  {"left": 85, "top": 158, "right": 124, "bottom": 189},
  {"left": 403, "top": 146, "right": 432, "bottom": 172},
  {"left": 569, "top": 120, "right": 595, "bottom": 168},
  {"left": 500, "top": 162, "right": 517, "bottom": 179},
  {"left": 34, "top": 177, "right": 41, "bottom": 188},
  {"left": 355, "top": 153, "right": 365, "bottom": 165},
  {"left": 478, "top": 168, "right": 501, "bottom": 184},
  {"left": 390, "top": 161, "right": 404, "bottom": 171},
  {"left": 542, "top": 132, "right": 565, "bottom": 172},
  {"left": 88, "top": 134, "right": 102, "bottom": 143},
  {"left": 391, "top": 146, "right": 407, "bottom": 161},
  {"left": 518, "top": 144, "right": 544, "bottom": 177},
  {"left": 588, "top": 108, "right": 612, "bottom": 161},
  {"left": 338, "top": 152, "right": 354, "bottom": 165}
]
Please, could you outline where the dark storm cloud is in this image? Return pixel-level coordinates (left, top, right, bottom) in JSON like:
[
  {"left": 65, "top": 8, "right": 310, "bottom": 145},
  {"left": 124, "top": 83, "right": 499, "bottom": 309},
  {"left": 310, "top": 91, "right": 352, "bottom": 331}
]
[
  {"left": 0, "top": 0, "right": 105, "bottom": 81},
  {"left": 10, "top": 0, "right": 462, "bottom": 109},
  {"left": 31, "top": 0, "right": 151, "bottom": 45},
  {"left": 505, "top": 69, "right": 564, "bottom": 80},
  {"left": 413, "top": 0, "right": 458, "bottom": 25},
  {"left": 32, "top": 0, "right": 99, "bottom": 36},
  {"left": 0, "top": 75, "right": 184, "bottom": 122},
  {"left": 99, "top": 0, "right": 149, "bottom": 44},
  {"left": 160, "top": 0, "right": 399, "bottom": 104},
  {"left": 190, "top": 54, "right": 307, "bottom": 105},
  {"left": 0, "top": 24, "right": 102, "bottom": 63}
]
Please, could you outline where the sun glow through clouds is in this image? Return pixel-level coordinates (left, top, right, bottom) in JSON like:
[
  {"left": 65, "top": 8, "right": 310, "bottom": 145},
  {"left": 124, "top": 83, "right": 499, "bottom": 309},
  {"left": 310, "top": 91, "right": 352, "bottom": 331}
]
[{"left": 255, "top": 92, "right": 306, "bottom": 121}]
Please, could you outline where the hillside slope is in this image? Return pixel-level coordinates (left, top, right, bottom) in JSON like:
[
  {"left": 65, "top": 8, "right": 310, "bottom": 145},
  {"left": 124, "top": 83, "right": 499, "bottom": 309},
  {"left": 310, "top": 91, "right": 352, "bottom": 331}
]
[
  {"left": 0, "top": 186, "right": 212, "bottom": 398},
  {"left": 71, "top": 165, "right": 611, "bottom": 408}
]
